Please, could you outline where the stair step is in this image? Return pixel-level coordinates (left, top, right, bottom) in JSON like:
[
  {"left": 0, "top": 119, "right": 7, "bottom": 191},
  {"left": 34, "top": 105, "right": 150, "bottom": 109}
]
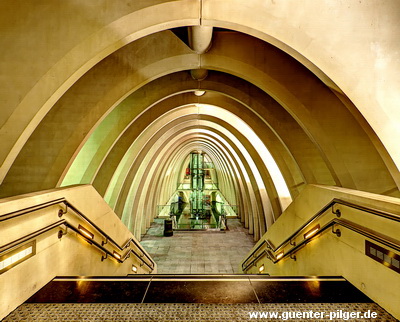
[
  {"left": 5, "top": 275, "right": 397, "bottom": 321},
  {"left": 26, "top": 275, "right": 370, "bottom": 304}
]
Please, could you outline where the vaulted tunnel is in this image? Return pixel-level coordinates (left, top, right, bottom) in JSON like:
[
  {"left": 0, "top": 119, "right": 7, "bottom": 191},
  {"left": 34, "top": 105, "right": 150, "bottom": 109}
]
[
  {"left": 1, "top": 28, "right": 399, "bottom": 240},
  {"left": 1, "top": 1, "right": 400, "bottom": 319}
]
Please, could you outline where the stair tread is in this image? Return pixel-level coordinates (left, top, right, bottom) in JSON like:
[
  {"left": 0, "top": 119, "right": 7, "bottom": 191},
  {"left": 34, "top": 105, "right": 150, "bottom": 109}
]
[{"left": 26, "top": 275, "right": 372, "bottom": 304}]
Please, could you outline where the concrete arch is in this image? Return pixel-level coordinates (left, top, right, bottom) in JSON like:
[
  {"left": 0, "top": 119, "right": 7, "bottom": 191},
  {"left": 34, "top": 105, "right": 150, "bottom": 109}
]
[
  {"left": 201, "top": 0, "right": 400, "bottom": 174},
  {"left": 1, "top": 1, "right": 399, "bottom": 243},
  {"left": 97, "top": 107, "right": 276, "bottom": 239},
  {"left": 97, "top": 105, "right": 288, "bottom": 222},
  {"left": 2, "top": 27, "right": 398, "bottom": 200},
  {"left": 95, "top": 99, "right": 291, "bottom": 214},
  {"left": 62, "top": 73, "right": 310, "bottom": 199},
  {"left": 121, "top": 127, "right": 267, "bottom": 240},
  {"left": 2, "top": 21, "right": 398, "bottom": 200},
  {"left": 1, "top": 4, "right": 400, "bottom": 318},
  {"left": 136, "top": 138, "right": 249, "bottom": 237},
  {"left": 111, "top": 116, "right": 274, "bottom": 221},
  {"left": 1, "top": 1, "right": 398, "bottom": 195},
  {"left": 0, "top": 1, "right": 200, "bottom": 182}
]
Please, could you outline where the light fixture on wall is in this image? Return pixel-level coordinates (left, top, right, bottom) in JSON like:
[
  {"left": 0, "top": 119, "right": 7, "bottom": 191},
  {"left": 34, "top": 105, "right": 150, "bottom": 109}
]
[
  {"left": 78, "top": 224, "right": 94, "bottom": 239},
  {"left": 304, "top": 224, "right": 320, "bottom": 239},
  {"left": 276, "top": 251, "right": 284, "bottom": 260},
  {"left": 132, "top": 265, "right": 138, "bottom": 273},
  {"left": 258, "top": 264, "right": 265, "bottom": 273},
  {"left": 0, "top": 241, "right": 36, "bottom": 274},
  {"left": 113, "top": 251, "right": 122, "bottom": 260}
]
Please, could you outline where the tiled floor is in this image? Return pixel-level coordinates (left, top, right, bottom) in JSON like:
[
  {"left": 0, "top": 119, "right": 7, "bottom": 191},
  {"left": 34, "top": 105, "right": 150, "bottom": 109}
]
[
  {"left": 6, "top": 302, "right": 396, "bottom": 321},
  {"left": 8, "top": 275, "right": 396, "bottom": 322},
  {"left": 140, "top": 218, "right": 256, "bottom": 274},
  {"left": 8, "top": 276, "right": 396, "bottom": 321}
]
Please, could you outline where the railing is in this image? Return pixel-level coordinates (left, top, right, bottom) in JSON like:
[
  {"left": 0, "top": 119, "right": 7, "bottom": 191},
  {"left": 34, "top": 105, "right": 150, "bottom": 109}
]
[
  {"left": 211, "top": 201, "right": 224, "bottom": 215},
  {"left": 171, "top": 210, "right": 226, "bottom": 231},
  {"left": 0, "top": 220, "right": 66, "bottom": 256},
  {"left": 203, "top": 162, "right": 214, "bottom": 169},
  {"left": 218, "top": 215, "right": 227, "bottom": 230},
  {"left": 223, "top": 204, "right": 239, "bottom": 216},
  {"left": 157, "top": 202, "right": 185, "bottom": 218},
  {"left": 176, "top": 180, "right": 218, "bottom": 191},
  {"left": 156, "top": 198, "right": 234, "bottom": 231},
  {"left": 203, "top": 181, "right": 219, "bottom": 190},
  {"left": 176, "top": 183, "right": 191, "bottom": 190},
  {"left": 173, "top": 219, "right": 218, "bottom": 230},
  {"left": 242, "top": 198, "right": 400, "bottom": 272},
  {"left": 156, "top": 204, "right": 169, "bottom": 216},
  {"left": 0, "top": 198, "right": 155, "bottom": 273}
]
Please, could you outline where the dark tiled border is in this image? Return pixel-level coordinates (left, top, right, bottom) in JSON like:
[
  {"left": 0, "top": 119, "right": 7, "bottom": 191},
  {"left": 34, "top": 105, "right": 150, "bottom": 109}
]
[{"left": 27, "top": 276, "right": 371, "bottom": 304}]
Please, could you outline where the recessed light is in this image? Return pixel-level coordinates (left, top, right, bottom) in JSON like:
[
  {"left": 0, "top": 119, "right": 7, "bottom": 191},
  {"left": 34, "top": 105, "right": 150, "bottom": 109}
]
[
  {"left": 276, "top": 251, "right": 284, "bottom": 260},
  {"left": 78, "top": 224, "right": 94, "bottom": 239},
  {"left": 304, "top": 224, "right": 320, "bottom": 239},
  {"left": 113, "top": 251, "right": 122, "bottom": 260}
]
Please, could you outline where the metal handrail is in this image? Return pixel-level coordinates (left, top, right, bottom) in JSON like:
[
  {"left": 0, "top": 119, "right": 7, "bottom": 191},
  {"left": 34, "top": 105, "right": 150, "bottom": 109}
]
[
  {"left": 242, "top": 217, "right": 400, "bottom": 272},
  {"left": 242, "top": 198, "right": 400, "bottom": 272},
  {"left": 64, "top": 202, "right": 154, "bottom": 268},
  {"left": 0, "top": 220, "right": 66, "bottom": 253},
  {"left": 0, "top": 198, "right": 65, "bottom": 222},
  {"left": 1, "top": 197, "right": 155, "bottom": 271},
  {"left": 121, "top": 249, "right": 154, "bottom": 271},
  {"left": 0, "top": 219, "right": 154, "bottom": 272},
  {"left": 62, "top": 222, "right": 124, "bottom": 264}
]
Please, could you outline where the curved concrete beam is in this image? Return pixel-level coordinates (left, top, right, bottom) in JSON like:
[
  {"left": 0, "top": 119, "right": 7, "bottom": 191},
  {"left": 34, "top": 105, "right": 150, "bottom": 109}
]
[
  {"left": 0, "top": 0, "right": 201, "bottom": 183},
  {"left": 97, "top": 106, "right": 288, "bottom": 222},
  {"left": 1, "top": 0, "right": 400, "bottom": 189},
  {"left": 1, "top": 29, "right": 398, "bottom": 200},
  {"left": 117, "top": 123, "right": 268, "bottom": 240}
]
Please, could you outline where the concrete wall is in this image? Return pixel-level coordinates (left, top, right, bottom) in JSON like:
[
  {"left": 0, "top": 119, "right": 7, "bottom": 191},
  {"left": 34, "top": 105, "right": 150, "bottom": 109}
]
[
  {"left": 0, "top": 185, "right": 155, "bottom": 320},
  {"left": 242, "top": 184, "right": 400, "bottom": 319}
]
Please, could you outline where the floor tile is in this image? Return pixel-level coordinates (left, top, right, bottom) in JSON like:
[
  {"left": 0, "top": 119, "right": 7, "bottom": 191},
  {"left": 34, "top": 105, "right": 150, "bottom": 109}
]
[
  {"left": 251, "top": 279, "right": 373, "bottom": 303},
  {"left": 143, "top": 280, "right": 258, "bottom": 303},
  {"left": 141, "top": 218, "right": 255, "bottom": 274},
  {"left": 26, "top": 280, "right": 149, "bottom": 303}
]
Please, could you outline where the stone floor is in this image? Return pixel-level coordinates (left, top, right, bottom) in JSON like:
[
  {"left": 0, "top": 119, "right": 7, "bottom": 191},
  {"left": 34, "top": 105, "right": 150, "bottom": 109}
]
[{"left": 140, "top": 218, "right": 256, "bottom": 274}]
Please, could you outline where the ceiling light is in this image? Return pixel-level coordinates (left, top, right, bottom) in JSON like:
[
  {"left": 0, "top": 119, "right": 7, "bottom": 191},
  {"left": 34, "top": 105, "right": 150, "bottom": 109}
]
[{"left": 194, "top": 90, "right": 205, "bottom": 96}]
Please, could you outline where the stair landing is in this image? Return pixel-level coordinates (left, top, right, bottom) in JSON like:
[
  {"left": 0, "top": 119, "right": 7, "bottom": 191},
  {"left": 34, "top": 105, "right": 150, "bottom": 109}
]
[{"left": 4, "top": 275, "right": 396, "bottom": 321}]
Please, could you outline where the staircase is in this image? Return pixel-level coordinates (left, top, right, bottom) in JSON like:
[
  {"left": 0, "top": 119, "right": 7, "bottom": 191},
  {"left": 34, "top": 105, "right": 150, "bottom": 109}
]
[{"left": 4, "top": 275, "right": 396, "bottom": 321}]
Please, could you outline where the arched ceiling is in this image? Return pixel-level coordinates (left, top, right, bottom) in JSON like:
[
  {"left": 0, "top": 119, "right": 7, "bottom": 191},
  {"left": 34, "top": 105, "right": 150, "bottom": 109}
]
[{"left": 1, "top": 1, "right": 399, "bottom": 241}]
